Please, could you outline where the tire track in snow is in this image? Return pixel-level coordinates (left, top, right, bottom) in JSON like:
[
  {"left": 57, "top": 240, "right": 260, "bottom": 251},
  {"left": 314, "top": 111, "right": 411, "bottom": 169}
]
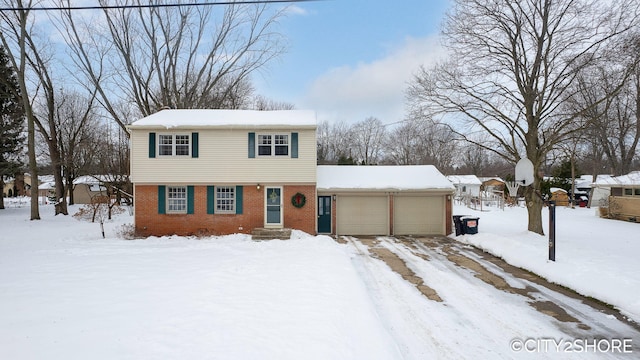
[
  {"left": 343, "top": 236, "right": 469, "bottom": 360},
  {"left": 391, "top": 236, "right": 640, "bottom": 353}
]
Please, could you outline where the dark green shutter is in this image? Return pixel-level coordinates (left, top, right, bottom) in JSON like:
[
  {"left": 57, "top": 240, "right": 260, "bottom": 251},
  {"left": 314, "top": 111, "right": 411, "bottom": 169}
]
[
  {"left": 235, "top": 186, "right": 243, "bottom": 214},
  {"left": 149, "top": 132, "right": 156, "bottom": 158},
  {"left": 187, "top": 186, "right": 194, "bottom": 214},
  {"left": 207, "top": 186, "right": 215, "bottom": 214},
  {"left": 291, "top": 132, "right": 299, "bottom": 158},
  {"left": 191, "top": 132, "right": 199, "bottom": 158},
  {"left": 158, "top": 185, "right": 166, "bottom": 214},
  {"left": 248, "top": 132, "right": 255, "bottom": 158}
]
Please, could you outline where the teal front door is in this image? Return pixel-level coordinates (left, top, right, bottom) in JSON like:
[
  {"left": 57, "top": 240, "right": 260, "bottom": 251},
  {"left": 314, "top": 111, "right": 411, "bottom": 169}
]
[{"left": 318, "top": 196, "right": 332, "bottom": 233}]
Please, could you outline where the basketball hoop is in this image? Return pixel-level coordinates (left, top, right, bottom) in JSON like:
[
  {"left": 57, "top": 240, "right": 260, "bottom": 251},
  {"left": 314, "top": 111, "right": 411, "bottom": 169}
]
[{"left": 505, "top": 181, "right": 521, "bottom": 196}]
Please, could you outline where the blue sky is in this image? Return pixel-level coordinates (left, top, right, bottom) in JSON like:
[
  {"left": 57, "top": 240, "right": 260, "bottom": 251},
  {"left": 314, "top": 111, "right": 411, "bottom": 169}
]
[{"left": 254, "top": 0, "right": 451, "bottom": 125}]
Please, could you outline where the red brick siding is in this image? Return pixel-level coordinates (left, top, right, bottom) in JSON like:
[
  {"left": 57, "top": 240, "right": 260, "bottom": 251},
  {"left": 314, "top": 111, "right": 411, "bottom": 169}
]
[
  {"left": 134, "top": 184, "right": 316, "bottom": 237},
  {"left": 282, "top": 185, "right": 316, "bottom": 234}
]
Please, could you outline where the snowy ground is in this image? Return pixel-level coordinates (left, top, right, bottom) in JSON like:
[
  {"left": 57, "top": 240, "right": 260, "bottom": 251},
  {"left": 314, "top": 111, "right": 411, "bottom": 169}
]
[
  {"left": 0, "top": 198, "right": 638, "bottom": 359},
  {"left": 453, "top": 203, "right": 640, "bottom": 324}
]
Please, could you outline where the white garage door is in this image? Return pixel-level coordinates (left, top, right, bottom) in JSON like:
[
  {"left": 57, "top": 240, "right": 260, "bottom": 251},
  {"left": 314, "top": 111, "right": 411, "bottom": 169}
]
[
  {"left": 337, "top": 196, "right": 389, "bottom": 235},
  {"left": 394, "top": 196, "right": 444, "bottom": 235}
]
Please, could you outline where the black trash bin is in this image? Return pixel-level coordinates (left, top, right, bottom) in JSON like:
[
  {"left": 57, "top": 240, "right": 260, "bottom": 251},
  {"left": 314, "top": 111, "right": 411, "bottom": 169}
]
[
  {"left": 453, "top": 215, "right": 467, "bottom": 236},
  {"left": 461, "top": 217, "right": 479, "bottom": 235}
]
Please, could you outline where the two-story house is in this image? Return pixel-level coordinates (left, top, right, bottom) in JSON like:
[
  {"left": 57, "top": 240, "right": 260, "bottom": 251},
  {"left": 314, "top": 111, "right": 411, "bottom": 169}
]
[
  {"left": 129, "top": 109, "right": 456, "bottom": 237},
  {"left": 128, "top": 109, "right": 317, "bottom": 237}
]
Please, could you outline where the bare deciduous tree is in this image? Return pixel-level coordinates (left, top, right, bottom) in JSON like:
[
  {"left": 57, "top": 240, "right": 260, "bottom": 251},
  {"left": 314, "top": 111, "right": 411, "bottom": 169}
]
[
  {"left": 384, "top": 119, "right": 457, "bottom": 172},
  {"left": 0, "top": 0, "right": 42, "bottom": 219},
  {"left": 57, "top": 0, "right": 288, "bottom": 134},
  {"left": 351, "top": 117, "right": 385, "bottom": 165},
  {"left": 568, "top": 51, "right": 640, "bottom": 176},
  {"left": 316, "top": 120, "right": 355, "bottom": 165},
  {"left": 408, "top": 0, "right": 640, "bottom": 234},
  {"left": 53, "top": 89, "right": 99, "bottom": 205}
]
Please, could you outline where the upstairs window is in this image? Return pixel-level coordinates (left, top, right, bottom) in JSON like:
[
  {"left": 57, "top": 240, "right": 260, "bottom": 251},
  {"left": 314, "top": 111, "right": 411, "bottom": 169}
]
[
  {"left": 258, "top": 134, "right": 289, "bottom": 156},
  {"left": 258, "top": 135, "right": 272, "bottom": 156},
  {"left": 274, "top": 135, "right": 289, "bottom": 156},
  {"left": 158, "top": 134, "right": 190, "bottom": 156}
]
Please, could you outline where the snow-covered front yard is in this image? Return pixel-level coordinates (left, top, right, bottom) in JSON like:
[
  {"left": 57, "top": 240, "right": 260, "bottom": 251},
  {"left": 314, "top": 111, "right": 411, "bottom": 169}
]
[
  {"left": 453, "top": 203, "right": 640, "bottom": 323},
  {"left": 0, "top": 198, "right": 638, "bottom": 359}
]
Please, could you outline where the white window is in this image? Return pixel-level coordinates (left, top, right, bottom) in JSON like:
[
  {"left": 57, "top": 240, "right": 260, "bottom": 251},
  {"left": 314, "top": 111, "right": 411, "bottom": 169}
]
[
  {"left": 216, "top": 186, "right": 235, "bottom": 213},
  {"left": 258, "top": 134, "right": 288, "bottom": 156},
  {"left": 274, "top": 134, "right": 289, "bottom": 156},
  {"left": 159, "top": 134, "right": 190, "bottom": 156},
  {"left": 623, "top": 188, "right": 640, "bottom": 197},
  {"left": 258, "top": 135, "right": 272, "bottom": 156},
  {"left": 167, "top": 186, "right": 187, "bottom": 213}
]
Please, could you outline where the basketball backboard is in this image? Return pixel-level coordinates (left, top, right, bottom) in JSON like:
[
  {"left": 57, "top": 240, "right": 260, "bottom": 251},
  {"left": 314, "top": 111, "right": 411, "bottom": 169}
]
[{"left": 515, "top": 158, "right": 534, "bottom": 186}]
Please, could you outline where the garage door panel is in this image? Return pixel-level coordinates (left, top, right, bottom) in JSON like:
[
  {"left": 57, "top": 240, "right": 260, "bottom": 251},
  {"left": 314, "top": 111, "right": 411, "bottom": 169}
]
[
  {"left": 394, "top": 196, "right": 444, "bottom": 235},
  {"left": 337, "top": 196, "right": 388, "bottom": 235}
]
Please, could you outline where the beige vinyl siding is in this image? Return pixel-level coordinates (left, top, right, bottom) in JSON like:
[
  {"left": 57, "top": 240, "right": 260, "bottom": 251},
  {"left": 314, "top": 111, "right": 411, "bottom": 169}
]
[
  {"left": 336, "top": 195, "right": 389, "bottom": 235},
  {"left": 130, "top": 128, "right": 316, "bottom": 184},
  {"left": 393, "top": 195, "right": 445, "bottom": 235}
]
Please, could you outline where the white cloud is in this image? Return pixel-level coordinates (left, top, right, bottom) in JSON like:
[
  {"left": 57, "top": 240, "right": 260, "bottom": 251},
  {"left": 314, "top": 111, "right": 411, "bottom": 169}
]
[
  {"left": 302, "top": 35, "right": 447, "bottom": 125},
  {"left": 284, "top": 5, "right": 308, "bottom": 16}
]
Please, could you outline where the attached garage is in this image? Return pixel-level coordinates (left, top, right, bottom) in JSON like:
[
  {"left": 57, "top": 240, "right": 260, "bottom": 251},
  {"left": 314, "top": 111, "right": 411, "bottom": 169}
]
[
  {"left": 317, "top": 165, "right": 455, "bottom": 236},
  {"left": 336, "top": 195, "right": 389, "bottom": 235},
  {"left": 393, "top": 195, "right": 444, "bottom": 235}
]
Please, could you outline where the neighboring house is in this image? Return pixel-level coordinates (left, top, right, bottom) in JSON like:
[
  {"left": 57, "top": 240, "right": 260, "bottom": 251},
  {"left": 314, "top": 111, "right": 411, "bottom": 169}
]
[
  {"left": 128, "top": 109, "right": 456, "bottom": 237},
  {"left": 549, "top": 187, "right": 569, "bottom": 206},
  {"left": 317, "top": 165, "right": 455, "bottom": 236},
  {"left": 479, "top": 177, "right": 506, "bottom": 194},
  {"left": 128, "top": 109, "right": 318, "bottom": 237},
  {"left": 595, "top": 171, "right": 640, "bottom": 222},
  {"left": 589, "top": 175, "right": 615, "bottom": 207},
  {"left": 73, "top": 176, "right": 109, "bottom": 204},
  {"left": 447, "top": 175, "right": 482, "bottom": 197}
]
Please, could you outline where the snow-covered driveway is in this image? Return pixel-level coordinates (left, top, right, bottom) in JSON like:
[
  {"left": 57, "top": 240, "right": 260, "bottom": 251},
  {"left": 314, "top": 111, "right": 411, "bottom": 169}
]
[{"left": 343, "top": 235, "right": 640, "bottom": 359}]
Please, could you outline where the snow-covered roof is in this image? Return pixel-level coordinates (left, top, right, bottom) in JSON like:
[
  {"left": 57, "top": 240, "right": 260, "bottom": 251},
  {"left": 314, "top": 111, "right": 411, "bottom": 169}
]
[
  {"left": 594, "top": 172, "right": 640, "bottom": 187},
  {"left": 317, "top": 165, "right": 455, "bottom": 191},
  {"left": 128, "top": 109, "right": 317, "bottom": 129},
  {"left": 446, "top": 175, "right": 482, "bottom": 186},
  {"left": 73, "top": 176, "right": 102, "bottom": 185},
  {"left": 39, "top": 182, "right": 55, "bottom": 190},
  {"left": 550, "top": 187, "right": 567, "bottom": 193},
  {"left": 38, "top": 175, "right": 55, "bottom": 184},
  {"left": 478, "top": 177, "right": 505, "bottom": 183}
]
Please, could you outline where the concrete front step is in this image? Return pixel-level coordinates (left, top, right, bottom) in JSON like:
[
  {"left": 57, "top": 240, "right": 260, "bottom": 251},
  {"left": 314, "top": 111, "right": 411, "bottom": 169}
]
[{"left": 251, "top": 228, "right": 292, "bottom": 240}]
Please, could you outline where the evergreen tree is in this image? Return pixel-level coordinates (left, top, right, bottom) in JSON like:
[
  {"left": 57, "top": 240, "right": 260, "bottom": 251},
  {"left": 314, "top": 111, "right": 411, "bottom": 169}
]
[{"left": 0, "top": 44, "right": 25, "bottom": 210}]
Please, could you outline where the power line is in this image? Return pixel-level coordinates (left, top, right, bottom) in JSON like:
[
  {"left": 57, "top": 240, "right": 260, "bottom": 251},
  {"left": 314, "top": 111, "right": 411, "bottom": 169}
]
[{"left": 0, "top": 0, "right": 323, "bottom": 12}]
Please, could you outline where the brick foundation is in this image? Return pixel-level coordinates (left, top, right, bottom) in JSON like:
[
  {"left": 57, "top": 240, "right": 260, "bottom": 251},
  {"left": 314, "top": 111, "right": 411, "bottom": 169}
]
[{"left": 134, "top": 184, "right": 316, "bottom": 237}]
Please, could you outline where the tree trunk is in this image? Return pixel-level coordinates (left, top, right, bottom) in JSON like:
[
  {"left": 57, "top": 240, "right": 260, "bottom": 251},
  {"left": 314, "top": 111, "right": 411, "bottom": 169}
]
[
  {"left": 570, "top": 153, "right": 576, "bottom": 209},
  {"left": 67, "top": 177, "right": 75, "bottom": 206},
  {"left": 49, "top": 143, "right": 68, "bottom": 215},
  {"left": 524, "top": 185, "right": 545, "bottom": 235},
  {"left": 0, "top": 178, "right": 4, "bottom": 209}
]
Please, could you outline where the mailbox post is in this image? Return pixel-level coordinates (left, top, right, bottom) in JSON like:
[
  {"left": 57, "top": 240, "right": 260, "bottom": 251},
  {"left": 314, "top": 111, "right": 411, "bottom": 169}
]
[{"left": 548, "top": 200, "right": 556, "bottom": 261}]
